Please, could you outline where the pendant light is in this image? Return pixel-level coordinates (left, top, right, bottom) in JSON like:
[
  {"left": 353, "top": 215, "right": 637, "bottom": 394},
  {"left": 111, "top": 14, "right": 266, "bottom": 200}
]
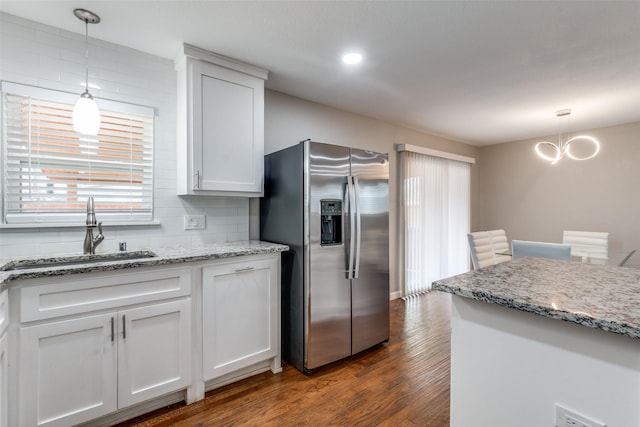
[
  {"left": 534, "top": 109, "right": 600, "bottom": 165},
  {"left": 72, "top": 8, "right": 101, "bottom": 135}
]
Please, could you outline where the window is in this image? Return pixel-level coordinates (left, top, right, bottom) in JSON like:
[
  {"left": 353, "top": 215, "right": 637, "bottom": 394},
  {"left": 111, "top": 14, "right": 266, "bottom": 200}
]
[{"left": 1, "top": 82, "right": 154, "bottom": 224}]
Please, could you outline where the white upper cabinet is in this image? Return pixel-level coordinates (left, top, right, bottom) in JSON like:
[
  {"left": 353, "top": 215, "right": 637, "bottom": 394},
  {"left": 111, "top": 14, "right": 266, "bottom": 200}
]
[{"left": 176, "top": 44, "right": 268, "bottom": 197}]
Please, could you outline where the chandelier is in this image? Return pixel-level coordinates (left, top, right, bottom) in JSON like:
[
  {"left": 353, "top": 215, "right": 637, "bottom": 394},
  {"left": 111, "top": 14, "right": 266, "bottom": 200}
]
[{"left": 534, "top": 109, "right": 600, "bottom": 165}]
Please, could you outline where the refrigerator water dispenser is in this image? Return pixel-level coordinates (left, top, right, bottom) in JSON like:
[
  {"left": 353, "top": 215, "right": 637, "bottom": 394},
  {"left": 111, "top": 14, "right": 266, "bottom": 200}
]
[{"left": 320, "top": 199, "right": 342, "bottom": 245}]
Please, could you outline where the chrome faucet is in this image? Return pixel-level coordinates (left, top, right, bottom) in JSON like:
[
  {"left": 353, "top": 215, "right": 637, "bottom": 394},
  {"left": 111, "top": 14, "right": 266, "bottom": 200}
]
[{"left": 83, "top": 196, "right": 104, "bottom": 254}]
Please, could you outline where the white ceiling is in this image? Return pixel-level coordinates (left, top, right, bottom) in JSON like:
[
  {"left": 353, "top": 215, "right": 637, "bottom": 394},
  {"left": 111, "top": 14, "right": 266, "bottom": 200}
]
[{"left": 2, "top": 1, "right": 640, "bottom": 146}]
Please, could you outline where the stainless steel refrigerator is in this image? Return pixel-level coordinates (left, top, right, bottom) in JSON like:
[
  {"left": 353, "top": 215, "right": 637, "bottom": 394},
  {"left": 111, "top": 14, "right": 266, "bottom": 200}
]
[{"left": 260, "top": 140, "right": 389, "bottom": 373}]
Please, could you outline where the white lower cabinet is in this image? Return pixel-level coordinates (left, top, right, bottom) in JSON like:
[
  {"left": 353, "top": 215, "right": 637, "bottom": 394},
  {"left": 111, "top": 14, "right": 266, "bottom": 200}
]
[
  {"left": 13, "top": 267, "right": 192, "bottom": 427},
  {"left": 7, "top": 252, "right": 283, "bottom": 425},
  {"left": 18, "top": 299, "right": 190, "bottom": 427},
  {"left": 0, "top": 289, "right": 8, "bottom": 427},
  {"left": 0, "top": 330, "right": 8, "bottom": 427},
  {"left": 202, "top": 255, "right": 280, "bottom": 381}
]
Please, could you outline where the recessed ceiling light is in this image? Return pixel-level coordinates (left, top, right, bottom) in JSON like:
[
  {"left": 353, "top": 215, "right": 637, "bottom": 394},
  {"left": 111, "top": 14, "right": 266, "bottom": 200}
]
[{"left": 342, "top": 52, "right": 363, "bottom": 65}]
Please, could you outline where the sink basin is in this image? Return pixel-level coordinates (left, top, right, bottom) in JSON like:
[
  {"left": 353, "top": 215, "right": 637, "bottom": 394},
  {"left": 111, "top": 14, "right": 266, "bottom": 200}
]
[{"left": 0, "top": 250, "right": 157, "bottom": 271}]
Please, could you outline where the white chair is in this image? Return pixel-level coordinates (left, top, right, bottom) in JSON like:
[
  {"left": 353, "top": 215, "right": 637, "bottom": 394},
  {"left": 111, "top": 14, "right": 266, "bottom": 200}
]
[
  {"left": 467, "top": 229, "right": 511, "bottom": 270},
  {"left": 511, "top": 240, "right": 571, "bottom": 261},
  {"left": 562, "top": 230, "right": 609, "bottom": 259}
]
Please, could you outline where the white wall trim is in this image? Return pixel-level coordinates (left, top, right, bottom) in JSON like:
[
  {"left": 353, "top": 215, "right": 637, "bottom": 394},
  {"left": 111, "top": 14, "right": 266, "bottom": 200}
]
[{"left": 396, "top": 144, "right": 476, "bottom": 164}]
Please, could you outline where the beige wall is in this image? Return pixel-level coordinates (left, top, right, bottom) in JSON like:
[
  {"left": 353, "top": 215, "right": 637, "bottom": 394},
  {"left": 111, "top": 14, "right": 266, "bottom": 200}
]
[
  {"left": 477, "top": 121, "right": 640, "bottom": 251},
  {"left": 252, "top": 90, "right": 480, "bottom": 296}
]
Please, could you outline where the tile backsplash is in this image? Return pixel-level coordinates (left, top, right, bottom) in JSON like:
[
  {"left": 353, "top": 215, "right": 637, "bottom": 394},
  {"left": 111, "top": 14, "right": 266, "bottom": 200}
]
[{"left": 0, "top": 13, "right": 249, "bottom": 258}]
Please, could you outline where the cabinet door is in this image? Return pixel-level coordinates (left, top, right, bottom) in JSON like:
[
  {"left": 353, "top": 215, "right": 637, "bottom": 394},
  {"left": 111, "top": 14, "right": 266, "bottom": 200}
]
[
  {"left": 19, "top": 314, "right": 117, "bottom": 427},
  {"left": 118, "top": 299, "right": 191, "bottom": 408},
  {"left": 0, "top": 290, "right": 6, "bottom": 427},
  {"left": 0, "top": 332, "right": 7, "bottom": 427},
  {"left": 192, "top": 60, "right": 264, "bottom": 194},
  {"left": 202, "top": 257, "right": 278, "bottom": 380}
]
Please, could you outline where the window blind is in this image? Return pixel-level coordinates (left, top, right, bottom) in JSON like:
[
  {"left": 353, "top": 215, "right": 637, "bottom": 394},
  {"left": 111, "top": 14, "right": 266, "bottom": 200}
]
[
  {"left": 2, "top": 82, "right": 154, "bottom": 224},
  {"left": 400, "top": 151, "right": 470, "bottom": 297}
]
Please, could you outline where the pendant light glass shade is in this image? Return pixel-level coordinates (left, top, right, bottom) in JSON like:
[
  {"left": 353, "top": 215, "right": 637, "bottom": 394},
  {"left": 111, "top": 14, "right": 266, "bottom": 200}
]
[
  {"left": 73, "top": 91, "right": 101, "bottom": 135},
  {"left": 72, "top": 9, "right": 101, "bottom": 136}
]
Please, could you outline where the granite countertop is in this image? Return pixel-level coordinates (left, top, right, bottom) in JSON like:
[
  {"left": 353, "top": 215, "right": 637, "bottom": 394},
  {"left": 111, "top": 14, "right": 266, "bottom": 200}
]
[
  {"left": 433, "top": 257, "right": 640, "bottom": 339},
  {"left": 0, "top": 240, "right": 289, "bottom": 286}
]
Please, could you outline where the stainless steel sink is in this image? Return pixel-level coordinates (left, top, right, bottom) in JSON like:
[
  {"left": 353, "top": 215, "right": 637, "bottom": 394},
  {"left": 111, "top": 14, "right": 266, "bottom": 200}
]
[{"left": 0, "top": 250, "right": 157, "bottom": 271}]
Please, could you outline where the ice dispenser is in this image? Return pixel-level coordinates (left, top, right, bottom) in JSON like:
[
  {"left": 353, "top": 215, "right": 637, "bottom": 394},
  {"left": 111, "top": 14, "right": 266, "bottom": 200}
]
[{"left": 320, "top": 199, "right": 342, "bottom": 246}]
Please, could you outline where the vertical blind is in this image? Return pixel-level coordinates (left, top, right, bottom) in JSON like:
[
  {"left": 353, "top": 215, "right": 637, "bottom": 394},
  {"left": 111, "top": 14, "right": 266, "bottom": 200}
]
[
  {"left": 2, "top": 82, "right": 154, "bottom": 224},
  {"left": 401, "top": 150, "right": 471, "bottom": 297}
]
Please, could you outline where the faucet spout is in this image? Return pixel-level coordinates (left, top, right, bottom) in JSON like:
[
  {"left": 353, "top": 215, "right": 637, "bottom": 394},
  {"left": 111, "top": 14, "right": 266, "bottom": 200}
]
[{"left": 86, "top": 196, "right": 97, "bottom": 226}]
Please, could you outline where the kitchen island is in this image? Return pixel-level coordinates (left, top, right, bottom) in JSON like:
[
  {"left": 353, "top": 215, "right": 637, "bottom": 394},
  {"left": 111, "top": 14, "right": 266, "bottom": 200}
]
[{"left": 433, "top": 257, "right": 640, "bottom": 427}]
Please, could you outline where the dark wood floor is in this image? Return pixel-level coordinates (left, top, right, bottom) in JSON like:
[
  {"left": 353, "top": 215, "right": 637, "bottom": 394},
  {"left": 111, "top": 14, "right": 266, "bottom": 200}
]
[{"left": 116, "top": 291, "right": 452, "bottom": 427}]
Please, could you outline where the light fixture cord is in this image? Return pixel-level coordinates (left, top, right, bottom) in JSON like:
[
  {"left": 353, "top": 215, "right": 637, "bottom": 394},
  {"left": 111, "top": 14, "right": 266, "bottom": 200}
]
[{"left": 84, "top": 18, "right": 89, "bottom": 93}]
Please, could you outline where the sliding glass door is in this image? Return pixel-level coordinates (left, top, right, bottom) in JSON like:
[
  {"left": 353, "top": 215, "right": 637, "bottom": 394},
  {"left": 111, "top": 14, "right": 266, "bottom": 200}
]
[{"left": 400, "top": 150, "right": 470, "bottom": 297}]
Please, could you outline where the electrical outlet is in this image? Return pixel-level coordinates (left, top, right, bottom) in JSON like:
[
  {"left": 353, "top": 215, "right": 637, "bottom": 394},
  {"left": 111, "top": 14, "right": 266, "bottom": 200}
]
[
  {"left": 555, "top": 404, "right": 606, "bottom": 427},
  {"left": 184, "top": 214, "right": 205, "bottom": 230}
]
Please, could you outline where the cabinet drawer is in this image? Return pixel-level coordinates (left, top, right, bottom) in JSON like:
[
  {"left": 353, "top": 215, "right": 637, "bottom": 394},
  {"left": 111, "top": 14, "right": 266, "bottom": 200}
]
[{"left": 20, "top": 267, "right": 191, "bottom": 322}]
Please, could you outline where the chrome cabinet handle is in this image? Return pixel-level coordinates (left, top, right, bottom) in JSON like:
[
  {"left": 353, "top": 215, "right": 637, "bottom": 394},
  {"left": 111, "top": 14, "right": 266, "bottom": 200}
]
[
  {"left": 194, "top": 170, "right": 201, "bottom": 189},
  {"left": 110, "top": 317, "right": 115, "bottom": 342},
  {"left": 122, "top": 315, "right": 126, "bottom": 339},
  {"left": 234, "top": 266, "right": 255, "bottom": 273}
]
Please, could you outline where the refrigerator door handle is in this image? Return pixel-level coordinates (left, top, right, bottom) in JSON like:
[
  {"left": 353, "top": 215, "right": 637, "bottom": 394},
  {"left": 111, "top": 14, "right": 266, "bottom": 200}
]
[
  {"left": 353, "top": 176, "right": 362, "bottom": 279},
  {"left": 347, "top": 175, "right": 356, "bottom": 279}
]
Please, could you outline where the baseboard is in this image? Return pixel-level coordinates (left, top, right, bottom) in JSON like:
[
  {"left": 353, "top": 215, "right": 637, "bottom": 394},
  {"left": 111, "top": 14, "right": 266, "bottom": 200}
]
[
  {"left": 78, "top": 390, "right": 186, "bottom": 427},
  {"left": 389, "top": 290, "right": 403, "bottom": 300},
  {"left": 204, "top": 359, "right": 275, "bottom": 392}
]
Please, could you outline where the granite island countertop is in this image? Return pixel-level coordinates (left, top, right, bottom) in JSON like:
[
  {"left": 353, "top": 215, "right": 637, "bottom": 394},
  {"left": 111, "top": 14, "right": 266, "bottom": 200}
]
[
  {"left": 433, "top": 256, "right": 640, "bottom": 339},
  {"left": 0, "top": 240, "right": 289, "bottom": 286}
]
